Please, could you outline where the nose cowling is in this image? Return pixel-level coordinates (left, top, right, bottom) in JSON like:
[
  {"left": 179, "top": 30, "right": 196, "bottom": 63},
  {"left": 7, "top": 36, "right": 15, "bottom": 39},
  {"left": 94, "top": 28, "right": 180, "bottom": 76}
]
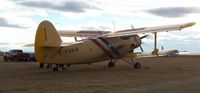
[
  {"left": 130, "top": 35, "right": 142, "bottom": 49},
  {"left": 128, "top": 35, "right": 141, "bottom": 53},
  {"left": 129, "top": 34, "right": 148, "bottom": 53}
]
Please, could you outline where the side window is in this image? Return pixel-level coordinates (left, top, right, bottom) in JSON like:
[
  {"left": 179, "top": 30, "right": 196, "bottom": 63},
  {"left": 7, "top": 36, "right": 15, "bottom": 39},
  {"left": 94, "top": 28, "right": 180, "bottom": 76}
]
[{"left": 110, "top": 42, "right": 121, "bottom": 47}]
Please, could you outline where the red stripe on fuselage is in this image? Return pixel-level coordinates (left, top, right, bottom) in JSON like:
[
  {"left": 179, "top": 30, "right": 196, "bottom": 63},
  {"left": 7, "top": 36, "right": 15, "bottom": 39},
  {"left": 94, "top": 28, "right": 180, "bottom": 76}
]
[{"left": 90, "top": 39, "right": 114, "bottom": 59}]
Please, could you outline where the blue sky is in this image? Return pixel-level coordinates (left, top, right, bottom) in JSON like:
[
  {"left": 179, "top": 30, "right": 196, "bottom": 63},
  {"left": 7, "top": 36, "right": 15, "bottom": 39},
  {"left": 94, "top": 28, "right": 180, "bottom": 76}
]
[{"left": 0, "top": 0, "right": 200, "bottom": 53}]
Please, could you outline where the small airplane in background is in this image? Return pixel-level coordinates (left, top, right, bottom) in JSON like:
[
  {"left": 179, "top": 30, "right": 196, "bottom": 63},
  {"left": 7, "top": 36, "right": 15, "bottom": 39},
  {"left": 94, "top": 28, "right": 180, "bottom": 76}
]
[{"left": 34, "top": 20, "right": 195, "bottom": 71}]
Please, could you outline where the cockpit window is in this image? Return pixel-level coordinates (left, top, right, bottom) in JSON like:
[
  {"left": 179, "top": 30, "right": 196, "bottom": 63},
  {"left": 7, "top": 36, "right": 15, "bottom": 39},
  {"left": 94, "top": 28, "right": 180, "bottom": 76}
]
[{"left": 120, "top": 36, "right": 130, "bottom": 40}]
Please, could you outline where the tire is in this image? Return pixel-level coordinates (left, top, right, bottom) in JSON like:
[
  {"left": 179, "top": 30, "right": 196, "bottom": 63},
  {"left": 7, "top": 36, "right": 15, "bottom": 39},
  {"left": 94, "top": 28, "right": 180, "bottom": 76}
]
[
  {"left": 134, "top": 62, "right": 141, "bottom": 69},
  {"left": 108, "top": 62, "right": 115, "bottom": 67}
]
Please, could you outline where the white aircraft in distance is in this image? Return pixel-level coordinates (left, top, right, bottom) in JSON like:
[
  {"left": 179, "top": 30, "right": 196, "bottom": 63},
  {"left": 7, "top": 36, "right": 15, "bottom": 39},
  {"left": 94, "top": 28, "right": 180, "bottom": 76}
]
[{"left": 35, "top": 20, "right": 195, "bottom": 71}]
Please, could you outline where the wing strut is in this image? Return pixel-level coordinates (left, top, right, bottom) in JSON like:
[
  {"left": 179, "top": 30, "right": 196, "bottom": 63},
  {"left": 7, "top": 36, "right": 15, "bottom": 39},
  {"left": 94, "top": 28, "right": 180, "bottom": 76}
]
[
  {"left": 154, "top": 32, "right": 157, "bottom": 51},
  {"left": 151, "top": 32, "right": 159, "bottom": 56},
  {"left": 74, "top": 37, "right": 78, "bottom": 42}
]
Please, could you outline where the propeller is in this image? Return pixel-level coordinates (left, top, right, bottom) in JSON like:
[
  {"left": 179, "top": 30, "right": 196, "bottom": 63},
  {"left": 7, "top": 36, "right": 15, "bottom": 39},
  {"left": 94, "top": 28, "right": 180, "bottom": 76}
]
[
  {"left": 139, "top": 45, "right": 144, "bottom": 52},
  {"left": 139, "top": 34, "right": 149, "bottom": 52},
  {"left": 140, "top": 34, "right": 148, "bottom": 39}
]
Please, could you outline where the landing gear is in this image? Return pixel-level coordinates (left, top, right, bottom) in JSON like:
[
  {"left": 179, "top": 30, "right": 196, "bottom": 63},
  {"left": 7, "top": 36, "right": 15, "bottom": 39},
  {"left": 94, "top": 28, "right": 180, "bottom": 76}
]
[
  {"left": 108, "top": 61, "right": 115, "bottom": 67},
  {"left": 108, "top": 59, "right": 118, "bottom": 68},
  {"left": 134, "top": 62, "right": 141, "bottom": 69},
  {"left": 122, "top": 58, "right": 141, "bottom": 69}
]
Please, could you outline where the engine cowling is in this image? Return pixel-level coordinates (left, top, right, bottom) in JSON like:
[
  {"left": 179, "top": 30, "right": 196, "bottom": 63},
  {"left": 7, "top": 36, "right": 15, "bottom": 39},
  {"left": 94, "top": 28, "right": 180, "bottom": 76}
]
[{"left": 130, "top": 35, "right": 142, "bottom": 49}]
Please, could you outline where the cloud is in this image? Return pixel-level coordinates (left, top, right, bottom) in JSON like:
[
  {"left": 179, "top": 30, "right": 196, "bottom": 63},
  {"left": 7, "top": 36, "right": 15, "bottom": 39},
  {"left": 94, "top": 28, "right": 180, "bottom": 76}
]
[
  {"left": 19, "top": 0, "right": 100, "bottom": 13},
  {"left": 145, "top": 7, "right": 200, "bottom": 18},
  {"left": 0, "top": 17, "right": 28, "bottom": 28}
]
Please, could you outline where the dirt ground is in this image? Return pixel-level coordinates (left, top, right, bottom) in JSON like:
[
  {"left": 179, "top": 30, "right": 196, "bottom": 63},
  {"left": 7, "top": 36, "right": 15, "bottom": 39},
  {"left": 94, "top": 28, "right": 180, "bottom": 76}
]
[{"left": 0, "top": 59, "right": 200, "bottom": 93}]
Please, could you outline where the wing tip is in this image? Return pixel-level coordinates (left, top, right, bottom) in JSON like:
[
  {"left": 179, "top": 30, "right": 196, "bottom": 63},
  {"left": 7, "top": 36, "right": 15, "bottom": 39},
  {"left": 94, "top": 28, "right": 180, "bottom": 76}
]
[{"left": 182, "top": 22, "right": 196, "bottom": 28}]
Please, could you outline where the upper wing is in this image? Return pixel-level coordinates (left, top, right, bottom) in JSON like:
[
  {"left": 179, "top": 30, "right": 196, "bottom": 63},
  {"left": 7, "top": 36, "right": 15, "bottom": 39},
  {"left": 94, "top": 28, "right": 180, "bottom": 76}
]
[
  {"left": 59, "top": 30, "right": 111, "bottom": 37},
  {"left": 105, "top": 22, "right": 195, "bottom": 37},
  {"left": 58, "top": 22, "right": 195, "bottom": 38}
]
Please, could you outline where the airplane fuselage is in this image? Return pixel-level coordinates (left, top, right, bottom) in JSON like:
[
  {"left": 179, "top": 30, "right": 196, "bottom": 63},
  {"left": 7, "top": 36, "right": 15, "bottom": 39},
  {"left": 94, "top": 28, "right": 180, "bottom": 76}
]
[{"left": 43, "top": 35, "right": 141, "bottom": 64}]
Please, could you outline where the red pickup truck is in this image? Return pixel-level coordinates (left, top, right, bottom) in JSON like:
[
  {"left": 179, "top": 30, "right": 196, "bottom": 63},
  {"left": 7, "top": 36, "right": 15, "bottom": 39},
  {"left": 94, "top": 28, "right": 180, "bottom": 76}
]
[{"left": 5, "top": 50, "right": 31, "bottom": 62}]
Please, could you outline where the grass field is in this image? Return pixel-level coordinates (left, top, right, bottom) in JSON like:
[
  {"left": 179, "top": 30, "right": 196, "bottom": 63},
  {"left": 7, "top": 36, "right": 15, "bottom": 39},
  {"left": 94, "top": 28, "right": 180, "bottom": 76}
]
[{"left": 0, "top": 60, "right": 200, "bottom": 93}]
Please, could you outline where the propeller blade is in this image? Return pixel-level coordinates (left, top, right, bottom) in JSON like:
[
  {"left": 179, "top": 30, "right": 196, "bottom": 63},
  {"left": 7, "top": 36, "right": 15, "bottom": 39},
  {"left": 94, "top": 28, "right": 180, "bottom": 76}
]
[
  {"left": 139, "top": 45, "right": 144, "bottom": 52},
  {"left": 140, "top": 35, "right": 148, "bottom": 39}
]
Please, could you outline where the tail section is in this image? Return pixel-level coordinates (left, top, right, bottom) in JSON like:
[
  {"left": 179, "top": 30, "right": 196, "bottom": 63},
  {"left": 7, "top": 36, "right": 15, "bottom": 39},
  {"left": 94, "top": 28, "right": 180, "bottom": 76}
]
[{"left": 34, "top": 20, "right": 62, "bottom": 63}]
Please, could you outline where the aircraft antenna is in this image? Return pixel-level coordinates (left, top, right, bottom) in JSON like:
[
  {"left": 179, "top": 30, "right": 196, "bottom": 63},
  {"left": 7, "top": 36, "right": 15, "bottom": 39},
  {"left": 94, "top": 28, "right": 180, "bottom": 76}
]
[
  {"left": 131, "top": 25, "right": 134, "bottom": 29},
  {"left": 112, "top": 21, "right": 116, "bottom": 32}
]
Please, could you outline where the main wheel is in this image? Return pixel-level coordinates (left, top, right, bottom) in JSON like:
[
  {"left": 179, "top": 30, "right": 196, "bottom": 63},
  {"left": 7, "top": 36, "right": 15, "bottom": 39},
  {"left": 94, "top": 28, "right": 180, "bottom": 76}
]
[
  {"left": 108, "top": 62, "right": 115, "bottom": 67},
  {"left": 134, "top": 62, "right": 141, "bottom": 69}
]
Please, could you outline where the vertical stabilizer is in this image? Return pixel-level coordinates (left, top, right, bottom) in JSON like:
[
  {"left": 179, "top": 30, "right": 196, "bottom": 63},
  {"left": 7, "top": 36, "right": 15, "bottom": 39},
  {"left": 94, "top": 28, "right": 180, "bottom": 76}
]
[{"left": 34, "top": 20, "right": 62, "bottom": 63}]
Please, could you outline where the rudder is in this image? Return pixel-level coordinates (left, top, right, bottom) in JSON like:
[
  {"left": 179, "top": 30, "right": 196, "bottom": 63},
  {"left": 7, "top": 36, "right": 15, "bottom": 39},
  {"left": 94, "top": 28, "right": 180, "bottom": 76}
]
[{"left": 34, "top": 20, "right": 62, "bottom": 63}]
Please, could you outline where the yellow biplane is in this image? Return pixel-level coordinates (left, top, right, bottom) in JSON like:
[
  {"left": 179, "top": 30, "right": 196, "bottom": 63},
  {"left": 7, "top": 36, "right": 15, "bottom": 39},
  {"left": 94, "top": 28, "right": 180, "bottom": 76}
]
[{"left": 35, "top": 20, "right": 195, "bottom": 71}]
